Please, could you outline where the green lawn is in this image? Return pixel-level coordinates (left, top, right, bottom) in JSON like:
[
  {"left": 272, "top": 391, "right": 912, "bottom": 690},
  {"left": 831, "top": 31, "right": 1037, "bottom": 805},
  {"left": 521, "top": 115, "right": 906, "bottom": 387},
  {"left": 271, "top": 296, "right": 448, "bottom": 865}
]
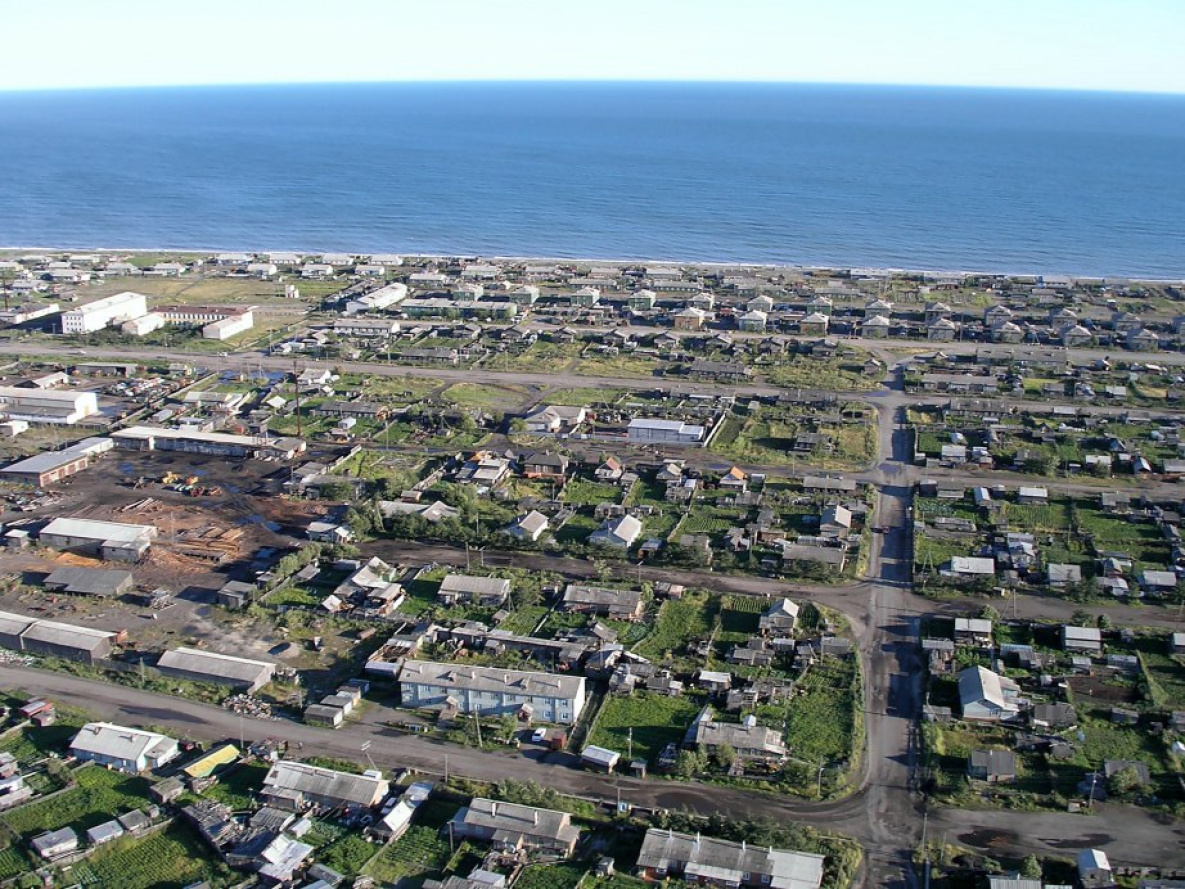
[
  {"left": 3, "top": 766, "right": 152, "bottom": 836},
  {"left": 634, "top": 591, "right": 716, "bottom": 661},
  {"left": 77, "top": 822, "right": 235, "bottom": 889},
  {"left": 586, "top": 692, "right": 703, "bottom": 764},
  {"left": 364, "top": 824, "right": 453, "bottom": 887},
  {"left": 516, "top": 863, "right": 588, "bottom": 889}
]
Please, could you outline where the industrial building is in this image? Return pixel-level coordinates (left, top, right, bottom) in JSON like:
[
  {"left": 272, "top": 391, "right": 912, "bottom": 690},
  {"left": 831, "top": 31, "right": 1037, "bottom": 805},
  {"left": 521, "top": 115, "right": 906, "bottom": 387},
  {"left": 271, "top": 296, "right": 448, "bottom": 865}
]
[
  {"left": 155, "top": 647, "right": 276, "bottom": 693},
  {"left": 61, "top": 291, "right": 148, "bottom": 334},
  {"left": 69, "top": 722, "right": 179, "bottom": 774},
  {"left": 111, "top": 426, "right": 306, "bottom": 459},
  {"left": 398, "top": 661, "right": 586, "bottom": 725},
  {"left": 44, "top": 566, "right": 135, "bottom": 597},
  {"left": 39, "top": 517, "right": 157, "bottom": 562},
  {"left": 0, "top": 387, "right": 100, "bottom": 425},
  {"left": 202, "top": 309, "right": 255, "bottom": 340},
  {"left": 0, "top": 437, "right": 113, "bottom": 486},
  {"left": 0, "top": 609, "right": 118, "bottom": 663}
]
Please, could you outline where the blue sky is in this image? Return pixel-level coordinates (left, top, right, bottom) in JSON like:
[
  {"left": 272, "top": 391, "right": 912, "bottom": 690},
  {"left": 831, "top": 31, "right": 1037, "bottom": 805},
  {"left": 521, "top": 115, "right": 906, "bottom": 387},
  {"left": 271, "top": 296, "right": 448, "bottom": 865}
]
[{"left": 3, "top": 0, "right": 1184, "bottom": 93}]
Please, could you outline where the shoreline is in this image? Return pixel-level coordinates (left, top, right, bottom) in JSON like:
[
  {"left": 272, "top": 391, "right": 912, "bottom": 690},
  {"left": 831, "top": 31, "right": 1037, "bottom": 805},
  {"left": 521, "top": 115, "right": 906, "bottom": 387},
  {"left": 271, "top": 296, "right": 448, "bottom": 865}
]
[{"left": 2, "top": 244, "right": 1183, "bottom": 284}]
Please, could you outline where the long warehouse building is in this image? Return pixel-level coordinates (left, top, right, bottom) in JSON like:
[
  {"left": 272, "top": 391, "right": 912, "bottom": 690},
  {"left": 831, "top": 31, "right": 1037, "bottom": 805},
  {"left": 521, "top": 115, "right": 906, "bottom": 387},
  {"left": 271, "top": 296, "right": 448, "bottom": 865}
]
[
  {"left": 0, "top": 388, "right": 100, "bottom": 425},
  {"left": 39, "top": 517, "right": 157, "bottom": 562},
  {"left": 155, "top": 647, "right": 276, "bottom": 693},
  {"left": 0, "top": 609, "right": 119, "bottom": 663}
]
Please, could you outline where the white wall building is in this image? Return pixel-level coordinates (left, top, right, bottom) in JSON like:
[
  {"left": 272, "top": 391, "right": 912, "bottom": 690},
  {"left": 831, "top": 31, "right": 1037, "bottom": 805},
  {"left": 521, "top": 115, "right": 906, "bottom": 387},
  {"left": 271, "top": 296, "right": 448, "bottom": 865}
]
[
  {"left": 70, "top": 722, "right": 179, "bottom": 773},
  {"left": 61, "top": 292, "right": 148, "bottom": 334},
  {"left": 0, "top": 387, "right": 99, "bottom": 425},
  {"left": 203, "top": 310, "right": 255, "bottom": 340},
  {"left": 399, "top": 661, "right": 586, "bottom": 725}
]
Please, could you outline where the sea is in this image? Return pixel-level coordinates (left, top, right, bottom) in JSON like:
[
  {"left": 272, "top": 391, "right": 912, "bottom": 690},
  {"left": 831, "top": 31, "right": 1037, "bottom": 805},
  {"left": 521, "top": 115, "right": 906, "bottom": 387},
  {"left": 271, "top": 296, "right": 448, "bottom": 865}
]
[{"left": 0, "top": 81, "right": 1182, "bottom": 278}]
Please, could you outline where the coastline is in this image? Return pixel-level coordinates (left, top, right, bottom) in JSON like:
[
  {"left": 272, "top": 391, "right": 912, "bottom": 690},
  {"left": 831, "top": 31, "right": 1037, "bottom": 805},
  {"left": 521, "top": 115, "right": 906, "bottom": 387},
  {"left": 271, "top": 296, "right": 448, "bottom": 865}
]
[{"left": 2, "top": 245, "right": 1183, "bottom": 284}]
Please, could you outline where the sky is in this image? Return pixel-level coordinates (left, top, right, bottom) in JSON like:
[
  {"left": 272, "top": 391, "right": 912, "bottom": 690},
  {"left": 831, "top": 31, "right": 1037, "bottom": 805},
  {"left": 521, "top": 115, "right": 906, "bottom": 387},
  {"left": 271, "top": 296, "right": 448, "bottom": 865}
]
[{"left": 3, "top": 0, "right": 1184, "bottom": 94}]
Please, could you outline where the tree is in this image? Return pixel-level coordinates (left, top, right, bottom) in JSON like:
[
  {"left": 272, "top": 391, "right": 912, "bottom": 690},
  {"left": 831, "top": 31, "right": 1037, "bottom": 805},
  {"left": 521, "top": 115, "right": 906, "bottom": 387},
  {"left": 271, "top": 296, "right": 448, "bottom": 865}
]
[
  {"left": 1019, "top": 854, "right": 1043, "bottom": 880},
  {"left": 1096, "top": 613, "right": 1112, "bottom": 629},
  {"left": 673, "top": 748, "right": 707, "bottom": 780},
  {"left": 711, "top": 743, "right": 737, "bottom": 772},
  {"left": 978, "top": 604, "right": 1000, "bottom": 621},
  {"left": 1109, "top": 764, "right": 1149, "bottom": 796},
  {"left": 1071, "top": 609, "right": 1094, "bottom": 627}
]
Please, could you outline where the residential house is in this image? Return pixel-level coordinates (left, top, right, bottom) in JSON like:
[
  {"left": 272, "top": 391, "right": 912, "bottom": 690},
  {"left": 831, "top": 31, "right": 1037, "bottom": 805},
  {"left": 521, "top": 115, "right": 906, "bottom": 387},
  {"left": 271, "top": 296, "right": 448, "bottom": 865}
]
[
  {"left": 261, "top": 760, "right": 388, "bottom": 814},
  {"left": 1062, "top": 625, "right": 1103, "bottom": 653},
  {"left": 449, "top": 798, "right": 581, "bottom": 856},
  {"left": 635, "top": 829, "right": 824, "bottom": 889},
  {"left": 437, "top": 574, "right": 511, "bottom": 607},
  {"left": 957, "top": 666, "right": 1020, "bottom": 722},
  {"left": 967, "top": 749, "right": 1016, "bottom": 783},
  {"left": 522, "top": 451, "right": 570, "bottom": 481},
  {"left": 398, "top": 661, "right": 587, "bottom": 725},
  {"left": 70, "top": 722, "right": 179, "bottom": 774},
  {"left": 589, "top": 515, "right": 643, "bottom": 549},
  {"left": 560, "top": 584, "right": 645, "bottom": 621},
  {"left": 759, "top": 598, "right": 799, "bottom": 634},
  {"left": 505, "top": 510, "right": 549, "bottom": 542}
]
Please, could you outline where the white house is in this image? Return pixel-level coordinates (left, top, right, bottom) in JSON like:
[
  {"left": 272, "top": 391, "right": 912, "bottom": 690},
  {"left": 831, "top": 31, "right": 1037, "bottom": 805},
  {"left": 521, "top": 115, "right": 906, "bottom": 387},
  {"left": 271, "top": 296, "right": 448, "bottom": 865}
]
[
  {"left": 957, "top": 666, "right": 1020, "bottom": 722},
  {"left": 589, "top": 515, "right": 642, "bottom": 549},
  {"left": 70, "top": 722, "right": 179, "bottom": 774}
]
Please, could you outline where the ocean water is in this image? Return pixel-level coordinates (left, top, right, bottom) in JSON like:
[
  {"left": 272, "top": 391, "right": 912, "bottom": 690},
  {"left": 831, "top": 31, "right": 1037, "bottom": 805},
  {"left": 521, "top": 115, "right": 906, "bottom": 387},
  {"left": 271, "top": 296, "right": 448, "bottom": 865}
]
[{"left": 0, "top": 82, "right": 1182, "bottom": 277}]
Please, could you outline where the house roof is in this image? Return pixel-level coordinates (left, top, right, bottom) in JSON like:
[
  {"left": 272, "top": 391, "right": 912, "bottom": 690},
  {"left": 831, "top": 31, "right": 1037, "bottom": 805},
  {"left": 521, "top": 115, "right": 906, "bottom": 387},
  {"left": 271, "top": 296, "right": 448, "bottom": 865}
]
[
  {"left": 958, "top": 666, "right": 1013, "bottom": 710},
  {"left": 439, "top": 574, "right": 511, "bottom": 598},
  {"left": 263, "top": 760, "right": 387, "bottom": 807},
  {"left": 454, "top": 797, "right": 581, "bottom": 847},
  {"left": 41, "top": 517, "right": 155, "bottom": 545},
  {"left": 637, "top": 829, "right": 824, "bottom": 889},
  {"left": 70, "top": 722, "right": 176, "bottom": 764},
  {"left": 156, "top": 647, "right": 275, "bottom": 687},
  {"left": 399, "top": 661, "right": 585, "bottom": 701}
]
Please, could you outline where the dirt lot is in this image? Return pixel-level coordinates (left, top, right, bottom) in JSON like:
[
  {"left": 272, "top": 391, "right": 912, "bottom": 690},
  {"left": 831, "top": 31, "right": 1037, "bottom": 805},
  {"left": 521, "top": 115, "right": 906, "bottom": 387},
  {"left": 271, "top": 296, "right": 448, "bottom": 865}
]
[{"left": 0, "top": 450, "right": 328, "bottom": 659}]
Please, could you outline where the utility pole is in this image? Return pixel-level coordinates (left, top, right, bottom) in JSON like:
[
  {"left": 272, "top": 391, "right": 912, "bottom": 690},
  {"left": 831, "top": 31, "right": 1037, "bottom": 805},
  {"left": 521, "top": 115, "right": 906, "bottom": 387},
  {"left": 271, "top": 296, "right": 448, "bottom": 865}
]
[{"left": 627, "top": 727, "right": 633, "bottom": 761}]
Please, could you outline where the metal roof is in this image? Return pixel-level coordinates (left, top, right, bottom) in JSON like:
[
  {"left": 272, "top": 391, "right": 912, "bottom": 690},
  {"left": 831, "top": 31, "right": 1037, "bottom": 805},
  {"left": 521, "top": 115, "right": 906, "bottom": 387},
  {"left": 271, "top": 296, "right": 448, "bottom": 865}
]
[
  {"left": 637, "top": 829, "right": 824, "bottom": 889},
  {"left": 70, "top": 722, "right": 176, "bottom": 763},
  {"left": 41, "top": 517, "right": 156, "bottom": 545},
  {"left": 399, "top": 660, "right": 585, "bottom": 701},
  {"left": 263, "top": 760, "right": 387, "bottom": 807},
  {"left": 157, "top": 647, "right": 276, "bottom": 685}
]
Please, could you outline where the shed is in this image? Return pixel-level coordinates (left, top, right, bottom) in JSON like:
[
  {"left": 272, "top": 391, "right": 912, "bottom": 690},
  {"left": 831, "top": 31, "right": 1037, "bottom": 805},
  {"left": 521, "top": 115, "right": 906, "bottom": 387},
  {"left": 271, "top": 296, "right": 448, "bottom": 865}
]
[
  {"left": 43, "top": 566, "right": 134, "bottom": 598},
  {"left": 580, "top": 745, "right": 621, "bottom": 773}
]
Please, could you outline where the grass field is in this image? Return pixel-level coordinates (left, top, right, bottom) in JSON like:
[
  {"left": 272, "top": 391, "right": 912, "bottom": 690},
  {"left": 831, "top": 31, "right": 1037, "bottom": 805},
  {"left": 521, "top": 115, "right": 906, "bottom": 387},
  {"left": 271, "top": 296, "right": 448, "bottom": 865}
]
[
  {"left": 75, "top": 822, "right": 235, "bottom": 888},
  {"left": 442, "top": 381, "right": 532, "bottom": 409},
  {"left": 546, "top": 387, "right": 628, "bottom": 406},
  {"left": 516, "top": 863, "right": 588, "bottom": 889},
  {"left": 764, "top": 656, "right": 861, "bottom": 767},
  {"left": 763, "top": 357, "right": 878, "bottom": 391},
  {"left": 2, "top": 766, "right": 152, "bottom": 837},
  {"left": 563, "top": 478, "right": 623, "bottom": 507},
  {"left": 364, "top": 824, "right": 452, "bottom": 887},
  {"left": 488, "top": 340, "right": 582, "bottom": 373},
  {"left": 634, "top": 591, "right": 716, "bottom": 661},
  {"left": 201, "top": 761, "right": 269, "bottom": 810},
  {"left": 586, "top": 692, "right": 703, "bottom": 764}
]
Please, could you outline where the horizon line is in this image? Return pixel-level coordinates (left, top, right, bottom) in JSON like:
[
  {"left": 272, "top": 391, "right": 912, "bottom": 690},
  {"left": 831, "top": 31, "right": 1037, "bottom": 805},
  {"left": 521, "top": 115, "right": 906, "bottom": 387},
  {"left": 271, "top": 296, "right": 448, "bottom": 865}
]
[{"left": 1, "top": 77, "right": 1184, "bottom": 99}]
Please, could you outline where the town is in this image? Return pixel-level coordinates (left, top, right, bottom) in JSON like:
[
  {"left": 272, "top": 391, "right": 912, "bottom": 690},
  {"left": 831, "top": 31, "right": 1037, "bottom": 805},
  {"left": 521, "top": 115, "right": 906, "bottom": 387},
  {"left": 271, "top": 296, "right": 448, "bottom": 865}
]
[{"left": 0, "top": 250, "right": 1181, "bottom": 888}]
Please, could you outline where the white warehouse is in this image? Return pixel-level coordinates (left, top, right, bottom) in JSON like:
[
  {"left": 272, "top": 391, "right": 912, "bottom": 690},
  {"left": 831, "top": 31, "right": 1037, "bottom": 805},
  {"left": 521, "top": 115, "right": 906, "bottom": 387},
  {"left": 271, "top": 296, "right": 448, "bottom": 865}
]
[
  {"left": 0, "top": 388, "right": 99, "bottom": 425},
  {"left": 61, "top": 292, "right": 148, "bottom": 334}
]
